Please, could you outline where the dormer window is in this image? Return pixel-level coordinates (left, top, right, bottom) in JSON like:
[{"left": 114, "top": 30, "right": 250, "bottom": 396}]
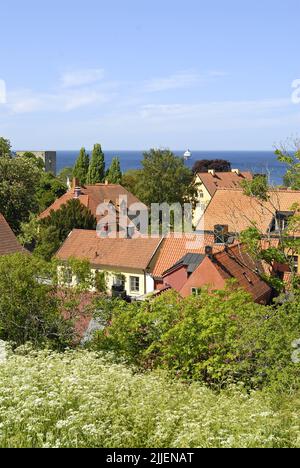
[
  {"left": 214, "top": 225, "right": 229, "bottom": 244},
  {"left": 271, "top": 211, "right": 293, "bottom": 232}
]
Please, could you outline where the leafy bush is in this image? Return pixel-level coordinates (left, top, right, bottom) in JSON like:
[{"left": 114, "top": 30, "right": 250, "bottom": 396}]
[
  {"left": 0, "top": 347, "right": 299, "bottom": 448},
  {"left": 91, "top": 287, "right": 300, "bottom": 390}
]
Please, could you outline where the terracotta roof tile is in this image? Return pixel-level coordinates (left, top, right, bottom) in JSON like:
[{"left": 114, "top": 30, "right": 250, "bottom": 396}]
[
  {"left": 0, "top": 214, "right": 26, "bottom": 256},
  {"left": 152, "top": 232, "right": 230, "bottom": 279},
  {"left": 39, "top": 184, "right": 146, "bottom": 221},
  {"left": 200, "top": 188, "right": 300, "bottom": 233},
  {"left": 197, "top": 171, "right": 253, "bottom": 196},
  {"left": 56, "top": 229, "right": 163, "bottom": 270}
]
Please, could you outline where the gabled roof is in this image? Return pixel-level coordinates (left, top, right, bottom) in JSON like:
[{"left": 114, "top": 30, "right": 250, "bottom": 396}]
[
  {"left": 197, "top": 171, "right": 253, "bottom": 196},
  {"left": 199, "top": 188, "right": 300, "bottom": 234},
  {"left": 0, "top": 214, "right": 26, "bottom": 256},
  {"left": 56, "top": 229, "right": 163, "bottom": 270},
  {"left": 39, "top": 183, "right": 146, "bottom": 221},
  {"left": 180, "top": 244, "right": 272, "bottom": 303},
  {"left": 152, "top": 232, "right": 231, "bottom": 279}
]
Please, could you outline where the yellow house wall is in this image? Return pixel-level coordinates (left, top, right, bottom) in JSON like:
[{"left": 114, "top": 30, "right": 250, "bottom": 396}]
[
  {"left": 93, "top": 267, "right": 146, "bottom": 297},
  {"left": 193, "top": 175, "right": 212, "bottom": 228}
]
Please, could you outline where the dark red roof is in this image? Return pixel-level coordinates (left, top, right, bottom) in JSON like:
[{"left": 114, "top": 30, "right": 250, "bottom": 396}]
[{"left": 0, "top": 214, "right": 26, "bottom": 256}]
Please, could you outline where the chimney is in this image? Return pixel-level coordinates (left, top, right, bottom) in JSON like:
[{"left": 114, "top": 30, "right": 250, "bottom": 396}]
[
  {"left": 205, "top": 246, "right": 213, "bottom": 258},
  {"left": 208, "top": 169, "right": 216, "bottom": 176},
  {"left": 105, "top": 180, "right": 109, "bottom": 185},
  {"left": 74, "top": 186, "right": 81, "bottom": 198},
  {"left": 72, "top": 177, "right": 80, "bottom": 188},
  {"left": 231, "top": 169, "right": 240, "bottom": 176}
]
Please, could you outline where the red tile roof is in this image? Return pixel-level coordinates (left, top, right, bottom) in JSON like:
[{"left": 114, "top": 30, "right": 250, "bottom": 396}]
[
  {"left": 152, "top": 232, "right": 233, "bottom": 279},
  {"left": 39, "top": 183, "right": 146, "bottom": 221},
  {"left": 197, "top": 171, "right": 253, "bottom": 196},
  {"left": 56, "top": 229, "right": 163, "bottom": 270},
  {"left": 200, "top": 188, "right": 300, "bottom": 233},
  {"left": 180, "top": 244, "right": 272, "bottom": 303},
  {"left": 0, "top": 214, "right": 26, "bottom": 256}
]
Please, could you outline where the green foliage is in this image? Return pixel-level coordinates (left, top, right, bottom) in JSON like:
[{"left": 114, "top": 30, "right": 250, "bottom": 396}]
[
  {"left": 241, "top": 175, "right": 269, "bottom": 201},
  {"left": 37, "top": 199, "right": 97, "bottom": 260},
  {"left": 121, "top": 169, "right": 144, "bottom": 197},
  {"left": 0, "top": 155, "right": 41, "bottom": 233},
  {"left": 106, "top": 157, "right": 122, "bottom": 184},
  {"left": 0, "top": 348, "right": 299, "bottom": 448},
  {"left": 276, "top": 143, "right": 300, "bottom": 189},
  {"left": 0, "top": 254, "right": 73, "bottom": 348},
  {"left": 19, "top": 152, "right": 45, "bottom": 170},
  {"left": 137, "top": 149, "right": 197, "bottom": 206},
  {"left": 0, "top": 137, "right": 12, "bottom": 158},
  {"left": 73, "top": 147, "right": 89, "bottom": 185},
  {"left": 35, "top": 172, "right": 67, "bottom": 212},
  {"left": 87, "top": 144, "right": 105, "bottom": 184},
  {"left": 57, "top": 167, "right": 73, "bottom": 185},
  {"left": 91, "top": 287, "right": 300, "bottom": 391}
]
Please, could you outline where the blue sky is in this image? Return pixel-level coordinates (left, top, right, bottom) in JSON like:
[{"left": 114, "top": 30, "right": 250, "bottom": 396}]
[{"left": 0, "top": 0, "right": 300, "bottom": 150}]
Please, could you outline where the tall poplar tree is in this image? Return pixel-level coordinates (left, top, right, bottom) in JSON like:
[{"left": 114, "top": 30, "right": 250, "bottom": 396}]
[
  {"left": 73, "top": 147, "right": 89, "bottom": 185},
  {"left": 106, "top": 157, "right": 122, "bottom": 184},
  {"left": 87, "top": 144, "right": 105, "bottom": 184}
]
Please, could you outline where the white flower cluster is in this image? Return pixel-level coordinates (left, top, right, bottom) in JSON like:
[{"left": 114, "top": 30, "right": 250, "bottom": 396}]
[{"left": 0, "top": 348, "right": 299, "bottom": 448}]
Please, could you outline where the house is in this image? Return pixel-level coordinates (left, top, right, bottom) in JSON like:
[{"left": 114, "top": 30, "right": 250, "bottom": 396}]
[
  {"left": 193, "top": 169, "right": 253, "bottom": 225},
  {"left": 16, "top": 151, "right": 56, "bottom": 174},
  {"left": 55, "top": 229, "right": 163, "bottom": 299},
  {"left": 152, "top": 232, "right": 237, "bottom": 290},
  {"left": 178, "top": 244, "right": 272, "bottom": 304},
  {"left": 0, "top": 213, "right": 26, "bottom": 256},
  {"left": 39, "top": 179, "right": 147, "bottom": 235},
  {"left": 198, "top": 187, "right": 300, "bottom": 278}
]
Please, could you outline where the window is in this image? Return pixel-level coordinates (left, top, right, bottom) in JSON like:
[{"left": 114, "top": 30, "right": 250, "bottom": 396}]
[
  {"left": 64, "top": 267, "right": 73, "bottom": 285},
  {"left": 272, "top": 211, "right": 293, "bottom": 232},
  {"left": 199, "top": 190, "right": 204, "bottom": 199},
  {"left": 114, "top": 275, "right": 125, "bottom": 288},
  {"left": 130, "top": 276, "right": 140, "bottom": 292},
  {"left": 214, "top": 225, "right": 229, "bottom": 245},
  {"left": 191, "top": 287, "right": 200, "bottom": 296}
]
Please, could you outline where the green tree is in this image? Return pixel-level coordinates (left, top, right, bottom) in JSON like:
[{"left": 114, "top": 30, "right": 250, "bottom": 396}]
[
  {"left": 0, "top": 137, "right": 12, "bottom": 158},
  {"left": 0, "top": 253, "right": 73, "bottom": 348},
  {"left": 57, "top": 167, "right": 73, "bottom": 185},
  {"left": 73, "top": 147, "right": 89, "bottom": 185},
  {"left": 106, "top": 157, "right": 122, "bottom": 184},
  {"left": 91, "top": 286, "right": 300, "bottom": 391},
  {"left": 19, "top": 152, "right": 45, "bottom": 170},
  {"left": 138, "top": 149, "right": 197, "bottom": 206},
  {"left": 276, "top": 139, "right": 300, "bottom": 189},
  {"left": 121, "top": 169, "right": 144, "bottom": 197},
  {"left": 37, "top": 199, "right": 97, "bottom": 259},
  {"left": 87, "top": 144, "right": 105, "bottom": 184},
  {"left": 35, "top": 172, "right": 67, "bottom": 213},
  {"left": 0, "top": 155, "right": 41, "bottom": 233}
]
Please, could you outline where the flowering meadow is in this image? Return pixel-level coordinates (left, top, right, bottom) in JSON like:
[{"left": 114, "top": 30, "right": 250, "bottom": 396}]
[{"left": 0, "top": 347, "right": 299, "bottom": 448}]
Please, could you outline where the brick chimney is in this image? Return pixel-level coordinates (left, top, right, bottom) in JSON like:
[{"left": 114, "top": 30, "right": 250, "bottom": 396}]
[{"left": 72, "top": 177, "right": 80, "bottom": 188}]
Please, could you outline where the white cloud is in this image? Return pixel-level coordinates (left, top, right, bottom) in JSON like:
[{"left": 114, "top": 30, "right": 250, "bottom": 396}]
[
  {"left": 61, "top": 69, "right": 105, "bottom": 88},
  {"left": 7, "top": 88, "right": 116, "bottom": 114},
  {"left": 143, "top": 70, "right": 227, "bottom": 93},
  {"left": 144, "top": 72, "right": 202, "bottom": 92}
]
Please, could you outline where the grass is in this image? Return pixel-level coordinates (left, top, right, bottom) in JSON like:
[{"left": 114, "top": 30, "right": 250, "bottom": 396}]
[{"left": 0, "top": 347, "right": 299, "bottom": 448}]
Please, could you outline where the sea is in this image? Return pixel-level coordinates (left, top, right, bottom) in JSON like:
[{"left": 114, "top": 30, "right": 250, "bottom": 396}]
[{"left": 56, "top": 150, "right": 286, "bottom": 185}]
